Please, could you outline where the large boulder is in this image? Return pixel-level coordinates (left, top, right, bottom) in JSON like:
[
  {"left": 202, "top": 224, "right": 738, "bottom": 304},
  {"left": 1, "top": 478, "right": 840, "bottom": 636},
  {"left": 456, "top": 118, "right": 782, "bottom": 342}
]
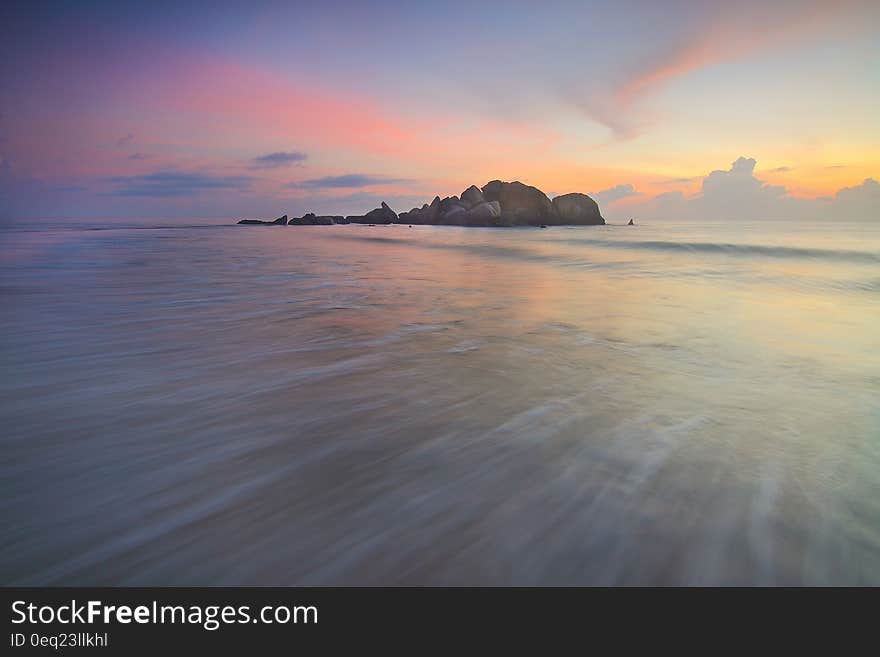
[
  {"left": 441, "top": 204, "right": 468, "bottom": 225},
  {"left": 364, "top": 201, "right": 397, "bottom": 224},
  {"left": 438, "top": 196, "right": 460, "bottom": 214},
  {"left": 481, "top": 180, "right": 503, "bottom": 203},
  {"left": 460, "top": 185, "right": 485, "bottom": 209},
  {"left": 552, "top": 193, "right": 604, "bottom": 225},
  {"left": 480, "top": 180, "right": 557, "bottom": 225},
  {"left": 465, "top": 200, "right": 501, "bottom": 226}
]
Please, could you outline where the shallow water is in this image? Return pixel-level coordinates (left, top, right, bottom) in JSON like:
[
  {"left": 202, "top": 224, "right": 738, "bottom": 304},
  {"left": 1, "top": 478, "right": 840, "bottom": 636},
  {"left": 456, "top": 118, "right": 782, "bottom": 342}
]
[{"left": 1, "top": 218, "right": 879, "bottom": 585}]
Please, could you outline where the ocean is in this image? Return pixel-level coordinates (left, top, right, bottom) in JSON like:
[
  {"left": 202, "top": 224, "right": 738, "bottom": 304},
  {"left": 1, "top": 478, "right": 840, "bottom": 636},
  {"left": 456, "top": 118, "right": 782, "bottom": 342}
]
[{"left": 1, "top": 218, "right": 878, "bottom": 585}]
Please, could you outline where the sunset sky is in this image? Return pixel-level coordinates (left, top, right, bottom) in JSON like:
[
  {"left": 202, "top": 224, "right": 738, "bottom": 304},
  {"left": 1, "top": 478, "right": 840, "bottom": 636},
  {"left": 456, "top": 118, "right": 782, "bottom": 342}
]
[{"left": 1, "top": 0, "right": 878, "bottom": 220}]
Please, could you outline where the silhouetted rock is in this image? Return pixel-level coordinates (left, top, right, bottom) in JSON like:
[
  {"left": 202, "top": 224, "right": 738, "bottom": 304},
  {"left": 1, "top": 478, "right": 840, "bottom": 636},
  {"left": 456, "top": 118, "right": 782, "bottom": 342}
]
[
  {"left": 628, "top": 218, "right": 635, "bottom": 226},
  {"left": 460, "top": 185, "right": 485, "bottom": 209},
  {"left": 552, "top": 193, "right": 605, "bottom": 225},
  {"left": 400, "top": 195, "right": 444, "bottom": 225},
  {"left": 439, "top": 196, "right": 461, "bottom": 214},
  {"left": 364, "top": 202, "right": 397, "bottom": 224},
  {"left": 442, "top": 204, "right": 468, "bottom": 225},
  {"left": 426, "top": 196, "right": 441, "bottom": 223},
  {"left": 482, "top": 180, "right": 503, "bottom": 203},
  {"left": 248, "top": 181, "right": 608, "bottom": 228},
  {"left": 238, "top": 214, "right": 288, "bottom": 225}
]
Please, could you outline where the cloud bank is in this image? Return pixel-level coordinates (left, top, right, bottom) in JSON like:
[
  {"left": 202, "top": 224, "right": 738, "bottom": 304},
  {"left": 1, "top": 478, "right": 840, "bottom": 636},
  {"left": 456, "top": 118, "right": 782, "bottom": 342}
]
[
  {"left": 602, "top": 157, "right": 878, "bottom": 222},
  {"left": 592, "top": 183, "right": 640, "bottom": 205}
]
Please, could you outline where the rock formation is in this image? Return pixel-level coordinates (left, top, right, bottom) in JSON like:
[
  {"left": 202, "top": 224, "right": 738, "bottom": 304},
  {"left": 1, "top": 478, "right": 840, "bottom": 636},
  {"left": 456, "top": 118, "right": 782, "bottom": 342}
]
[{"left": 240, "top": 180, "right": 606, "bottom": 228}]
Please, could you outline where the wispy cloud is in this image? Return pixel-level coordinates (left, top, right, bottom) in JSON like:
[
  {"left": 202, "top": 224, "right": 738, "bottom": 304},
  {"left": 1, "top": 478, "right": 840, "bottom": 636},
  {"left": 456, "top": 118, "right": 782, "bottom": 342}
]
[
  {"left": 116, "top": 132, "right": 134, "bottom": 147},
  {"left": 106, "top": 171, "right": 254, "bottom": 197},
  {"left": 566, "top": 1, "right": 846, "bottom": 139},
  {"left": 250, "top": 151, "right": 308, "bottom": 169},
  {"left": 295, "top": 174, "right": 414, "bottom": 189},
  {"left": 768, "top": 166, "right": 792, "bottom": 173},
  {"left": 128, "top": 152, "right": 151, "bottom": 160}
]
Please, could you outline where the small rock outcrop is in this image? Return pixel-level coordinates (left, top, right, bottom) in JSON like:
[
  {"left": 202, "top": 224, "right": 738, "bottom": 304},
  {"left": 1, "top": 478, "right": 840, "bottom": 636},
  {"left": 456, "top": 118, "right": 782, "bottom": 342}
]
[
  {"left": 628, "top": 218, "right": 635, "bottom": 226},
  {"left": 346, "top": 201, "right": 397, "bottom": 224},
  {"left": 238, "top": 214, "right": 288, "bottom": 226},
  {"left": 364, "top": 202, "right": 398, "bottom": 224}
]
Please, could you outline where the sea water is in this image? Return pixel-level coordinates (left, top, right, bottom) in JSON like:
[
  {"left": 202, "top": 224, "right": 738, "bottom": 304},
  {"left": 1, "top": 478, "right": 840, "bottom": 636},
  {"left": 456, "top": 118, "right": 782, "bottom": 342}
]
[{"left": 1, "top": 219, "right": 878, "bottom": 584}]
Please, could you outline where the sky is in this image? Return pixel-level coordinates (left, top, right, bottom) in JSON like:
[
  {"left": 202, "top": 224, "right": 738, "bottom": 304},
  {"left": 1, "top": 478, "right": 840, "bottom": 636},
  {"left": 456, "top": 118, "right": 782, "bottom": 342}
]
[{"left": 1, "top": 0, "right": 878, "bottom": 221}]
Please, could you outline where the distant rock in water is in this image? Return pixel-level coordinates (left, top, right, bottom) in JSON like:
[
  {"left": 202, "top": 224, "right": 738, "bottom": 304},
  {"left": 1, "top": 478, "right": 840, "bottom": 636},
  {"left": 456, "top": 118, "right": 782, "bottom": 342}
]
[
  {"left": 238, "top": 214, "right": 288, "bottom": 226},
  {"left": 628, "top": 219, "right": 635, "bottom": 226},
  {"left": 251, "top": 180, "right": 606, "bottom": 228}
]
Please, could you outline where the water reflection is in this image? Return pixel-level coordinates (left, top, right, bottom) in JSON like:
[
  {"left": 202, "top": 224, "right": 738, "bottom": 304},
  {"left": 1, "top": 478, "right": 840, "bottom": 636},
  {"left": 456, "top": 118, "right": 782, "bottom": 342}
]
[{"left": 1, "top": 221, "right": 878, "bottom": 584}]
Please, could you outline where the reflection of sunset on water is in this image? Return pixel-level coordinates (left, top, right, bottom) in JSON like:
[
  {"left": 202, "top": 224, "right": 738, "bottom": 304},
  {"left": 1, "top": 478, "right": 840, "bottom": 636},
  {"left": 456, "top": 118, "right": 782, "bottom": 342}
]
[{"left": 2, "top": 220, "right": 877, "bottom": 584}]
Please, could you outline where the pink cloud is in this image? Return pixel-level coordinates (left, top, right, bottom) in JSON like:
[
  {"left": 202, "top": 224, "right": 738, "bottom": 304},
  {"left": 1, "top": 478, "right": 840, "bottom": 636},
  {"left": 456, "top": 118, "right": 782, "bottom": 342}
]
[
  {"left": 129, "top": 54, "right": 564, "bottom": 196},
  {"left": 570, "top": 0, "right": 865, "bottom": 139}
]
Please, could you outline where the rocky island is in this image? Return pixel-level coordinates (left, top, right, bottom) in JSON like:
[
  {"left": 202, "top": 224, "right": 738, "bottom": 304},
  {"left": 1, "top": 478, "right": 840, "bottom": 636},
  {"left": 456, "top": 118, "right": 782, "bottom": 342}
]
[{"left": 238, "top": 180, "right": 605, "bottom": 228}]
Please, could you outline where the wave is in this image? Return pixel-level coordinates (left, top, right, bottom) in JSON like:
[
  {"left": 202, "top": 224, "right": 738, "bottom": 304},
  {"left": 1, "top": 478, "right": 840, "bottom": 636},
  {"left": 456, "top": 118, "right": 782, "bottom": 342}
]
[
  {"left": 559, "top": 238, "right": 880, "bottom": 263},
  {"left": 335, "top": 233, "right": 880, "bottom": 268}
]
